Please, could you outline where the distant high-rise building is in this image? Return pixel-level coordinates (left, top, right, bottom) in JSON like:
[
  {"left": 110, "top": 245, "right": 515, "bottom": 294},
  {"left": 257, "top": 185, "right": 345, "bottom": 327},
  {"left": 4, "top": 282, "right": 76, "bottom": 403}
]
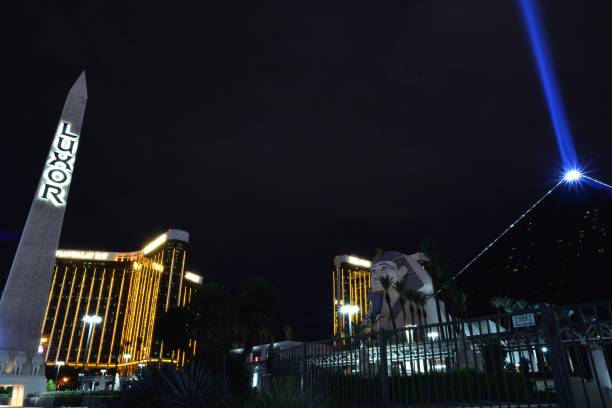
[
  {"left": 332, "top": 255, "right": 372, "bottom": 338},
  {"left": 41, "top": 229, "right": 202, "bottom": 373}
]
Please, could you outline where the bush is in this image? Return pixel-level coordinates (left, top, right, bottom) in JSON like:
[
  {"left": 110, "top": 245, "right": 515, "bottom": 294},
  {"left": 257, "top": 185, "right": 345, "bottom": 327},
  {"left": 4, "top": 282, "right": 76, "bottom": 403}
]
[
  {"left": 302, "top": 368, "right": 539, "bottom": 406},
  {"left": 122, "top": 363, "right": 228, "bottom": 408},
  {"left": 239, "top": 381, "right": 331, "bottom": 408}
]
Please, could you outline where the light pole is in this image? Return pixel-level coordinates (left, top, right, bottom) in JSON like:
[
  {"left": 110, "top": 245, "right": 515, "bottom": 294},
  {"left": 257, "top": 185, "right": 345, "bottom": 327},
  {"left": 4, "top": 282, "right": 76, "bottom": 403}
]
[
  {"left": 82, "top": 315, "right": 102, "bottom": 374},
  {"left": 122, "top": 353, "right": 132, "bottom": 375},
  {"left": 340, "top": 304, "right": 360, "bottom": 338},
  {"left": 55, "top": 361, "right": 65, "bottom": 381}
]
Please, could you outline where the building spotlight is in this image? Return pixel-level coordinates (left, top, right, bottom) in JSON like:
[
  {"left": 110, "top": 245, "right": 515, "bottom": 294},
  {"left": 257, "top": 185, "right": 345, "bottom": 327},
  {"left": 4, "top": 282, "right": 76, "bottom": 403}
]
[{"left": 563, "top": 169, "right": 582, "bottom": 182}]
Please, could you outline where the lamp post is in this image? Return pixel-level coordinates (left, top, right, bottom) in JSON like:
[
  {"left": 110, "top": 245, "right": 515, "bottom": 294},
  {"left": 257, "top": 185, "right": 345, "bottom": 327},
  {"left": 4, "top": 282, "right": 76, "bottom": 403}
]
[
  {"left": 55, "top": 361, "right": 65, "bottom": 381},
  {"left": 82, "top": 315, "right": 102, "bottom": 373},
  {"left": 340, "top": 304, "right": 360, "bottom": 338},
  {"left": 122, "top": 353, "right": 132, "bottom": 375}
]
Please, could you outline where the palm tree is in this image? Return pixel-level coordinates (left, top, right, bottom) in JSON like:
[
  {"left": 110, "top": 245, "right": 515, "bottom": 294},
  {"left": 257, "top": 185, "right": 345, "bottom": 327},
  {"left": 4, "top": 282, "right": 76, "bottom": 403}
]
[
  {"left": 490, "top": 296, "right": 515, "bottom": 314},
  {"left": 378, "top": 275, "right": 398, "bottom": 332},
  {"left": 401, "top": 287, "right": 420, "bottom": 327},
  {"left": 392, "top": 280, "right": 409, "bottom": 327},
  {"left": 420, "top": 240, "right": 449, "bottom": 325},
  {"left": 237, "top": 277, "right": 279, "bottom": 363},
  {"left": 412, "top": 290, "right": 428, "bottom": 327}
]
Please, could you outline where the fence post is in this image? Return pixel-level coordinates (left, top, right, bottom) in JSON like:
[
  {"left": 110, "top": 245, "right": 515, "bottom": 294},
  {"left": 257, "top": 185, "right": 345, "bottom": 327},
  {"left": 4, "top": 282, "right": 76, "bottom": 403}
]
[
  {"left": 378, "top": 329, "right": 390, "bottom": 408},
  {"left": 300, "top": 342, "right": 308, "bottom": 392},
  {"left": 540, "top": 304, "right": 574, "bottom": 408}
]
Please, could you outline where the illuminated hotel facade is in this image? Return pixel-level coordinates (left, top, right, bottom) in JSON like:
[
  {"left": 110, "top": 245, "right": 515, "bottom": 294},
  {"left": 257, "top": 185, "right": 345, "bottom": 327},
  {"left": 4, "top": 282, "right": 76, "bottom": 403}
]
[
  {"left": 41, "top": 229, "right": 202, "bottom": 373},
  {"left": 332, "top": 255, "right": 372, "bottom": 337}
]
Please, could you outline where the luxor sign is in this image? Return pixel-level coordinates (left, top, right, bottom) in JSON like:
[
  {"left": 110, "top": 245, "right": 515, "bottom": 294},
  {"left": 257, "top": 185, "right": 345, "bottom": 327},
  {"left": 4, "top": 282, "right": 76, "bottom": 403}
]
[{"left": 38, "top": 121, "right": 80, "bottom": 207}]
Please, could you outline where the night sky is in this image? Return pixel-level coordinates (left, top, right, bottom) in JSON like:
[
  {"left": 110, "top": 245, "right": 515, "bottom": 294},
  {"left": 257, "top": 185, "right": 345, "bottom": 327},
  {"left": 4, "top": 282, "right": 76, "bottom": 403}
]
[{"left": 2, "top": 1, "right": 612, "bottom": 340}]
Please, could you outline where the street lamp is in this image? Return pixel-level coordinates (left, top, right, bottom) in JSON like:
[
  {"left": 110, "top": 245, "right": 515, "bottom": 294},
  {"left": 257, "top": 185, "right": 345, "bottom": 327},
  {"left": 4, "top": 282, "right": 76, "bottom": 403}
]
[
  {"left": 340, "top": 304, "right": 360, "bottom": 338},
  {"left": 82, "top": 315, "right": 102, "bottom": 373},
  {"left": 55, "top": 361, "right": 65, "bottom": 381}
]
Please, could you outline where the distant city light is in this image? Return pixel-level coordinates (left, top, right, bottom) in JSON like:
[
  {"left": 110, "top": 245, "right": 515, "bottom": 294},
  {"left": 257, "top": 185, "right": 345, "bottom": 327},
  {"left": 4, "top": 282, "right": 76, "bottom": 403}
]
[
  {"left": 427, "top": 332, "right": 439, "bottom": 340},
  {"left": 339, "top": 304, "right": 360, "bottom": 315},
  {"left": 563, "top": 169, "right": 582, "bottom": 182},
  {"left": 541, "top": 346, "right": 549, "bottom": 353},
  {"left": 347, "top": 256, "right": 371, "bottom": 268}
]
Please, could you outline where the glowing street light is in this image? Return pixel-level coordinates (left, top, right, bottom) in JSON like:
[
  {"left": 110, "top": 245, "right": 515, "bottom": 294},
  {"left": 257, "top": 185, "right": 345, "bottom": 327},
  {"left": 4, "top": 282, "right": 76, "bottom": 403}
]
[
  {"left": 82, "top": 315, "right": 102, "bottom": 373},
  {"left": 55, "top": 360, "right": 65, "bottom": 380},
  {"left": 340, "top": 304, "right": 360, "bottom": 337},
  {"left": 563, "top": 169, "right": 582, "bottom": 182}
]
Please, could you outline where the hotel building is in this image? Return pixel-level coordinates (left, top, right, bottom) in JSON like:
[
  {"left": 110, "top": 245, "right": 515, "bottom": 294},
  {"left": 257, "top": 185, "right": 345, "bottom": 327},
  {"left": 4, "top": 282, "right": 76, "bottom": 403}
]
[
  {"left": 41, "top": 229, "right": 202, "bottom": 373},
  {"left": 332, "top": 255, "right": 372, "bottom": 337}
]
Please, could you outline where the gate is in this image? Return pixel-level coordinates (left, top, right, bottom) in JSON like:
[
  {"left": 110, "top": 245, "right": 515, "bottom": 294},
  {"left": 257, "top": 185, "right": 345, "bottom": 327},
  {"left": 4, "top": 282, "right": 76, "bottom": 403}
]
[{"left": 270, "top": 301, "right": 612, "bottom": 407}]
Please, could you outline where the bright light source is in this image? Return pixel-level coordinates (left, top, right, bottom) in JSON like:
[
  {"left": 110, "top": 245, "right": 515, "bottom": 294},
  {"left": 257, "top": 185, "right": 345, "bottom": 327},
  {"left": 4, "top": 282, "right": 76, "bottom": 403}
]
[
  {"left": 563, "top": 169, "right": 582, "bottom": 182},
  {"left": 122, "top": 353, "right": 132, "bottom": 361},
  {"left": 100, "top": 369, "right": 107, "bottom": 374},
  {"left": 83, "top": 315, "right": 102, "bottom": 324},
  {"left": 541, "top": 346, "right": 549, "bottom": 353},
  {"left": 38, "top": 345, "right": 44, "bottom": 354},
  {"left": 143, "top": 233, "right": 167, "bottom": 254},
  {"left": 347, "top": 256, "right": 372, "bottom": 268},
  {"left": 184, "top": 271, "right": 203, "bottom": 284},
  {"left": 55, "top": 361, "right": 65, "bottom": 366},
  {"left": 427, "top": 332, "right": 439, "bottom": 339},
  {"left": 340, "top": 305, "right": 360, "bottom": 315}
]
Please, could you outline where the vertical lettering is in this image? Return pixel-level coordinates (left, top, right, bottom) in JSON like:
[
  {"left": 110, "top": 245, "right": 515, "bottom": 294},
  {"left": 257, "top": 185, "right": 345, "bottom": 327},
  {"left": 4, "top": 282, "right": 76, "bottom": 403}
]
[
  {"left": 47, "top": 169, "right": 68, "bottom": 184},
  {"left": 56, "top": 136, "right": 77, "bottom": 154},
  {"left": 48, "top": 151, "right": 73, "bottom": 171},
  {"left": 41, "top": 184, "right": 64, "bottom": 205},
  {"left": 60, "top": 122, "right": 78, "bottom": 138}
]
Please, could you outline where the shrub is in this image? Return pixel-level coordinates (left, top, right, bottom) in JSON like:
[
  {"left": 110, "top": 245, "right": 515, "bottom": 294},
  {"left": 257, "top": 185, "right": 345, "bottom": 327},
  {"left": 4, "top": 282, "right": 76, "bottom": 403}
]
[
  {"left": 121, "top": 363, "right": 228, "bottom": 408},
  {"left": 159, "top": 362, "right": 228, "bottom": 408},
  {"left": 239, "top": 381, "right": 331, "bottom": 408}
]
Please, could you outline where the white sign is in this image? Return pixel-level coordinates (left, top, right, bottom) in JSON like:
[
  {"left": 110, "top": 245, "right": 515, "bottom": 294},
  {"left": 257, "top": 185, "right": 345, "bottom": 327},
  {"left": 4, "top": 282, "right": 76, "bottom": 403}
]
[
  {"left": 512, "top": 313, "right": 536, "bottom": 328},
  {"left": 38, "top": 121, "right": 80, "bottom": 207},
  {"left": 56, "top": 250, "right": 110, "bottom": 261}
]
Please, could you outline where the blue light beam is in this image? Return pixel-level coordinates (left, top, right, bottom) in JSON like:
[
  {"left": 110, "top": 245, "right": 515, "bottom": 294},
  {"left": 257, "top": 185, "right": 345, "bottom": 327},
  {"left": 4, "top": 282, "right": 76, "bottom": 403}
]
[{"left": 518, "top": 0, "right": 578, "bottom": 170}]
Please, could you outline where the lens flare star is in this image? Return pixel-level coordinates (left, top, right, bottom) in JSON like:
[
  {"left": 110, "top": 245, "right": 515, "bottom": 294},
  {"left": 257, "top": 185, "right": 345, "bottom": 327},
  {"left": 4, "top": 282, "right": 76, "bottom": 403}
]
[{"left": 563, "top": 169, "right": 582, "bottom": 182}]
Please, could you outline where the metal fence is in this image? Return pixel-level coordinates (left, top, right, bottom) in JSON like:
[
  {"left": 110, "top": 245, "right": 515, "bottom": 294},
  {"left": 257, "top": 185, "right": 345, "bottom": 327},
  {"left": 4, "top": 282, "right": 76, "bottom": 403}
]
[{"left": 270, "top": 301, "right": 612, "bottom": 407}]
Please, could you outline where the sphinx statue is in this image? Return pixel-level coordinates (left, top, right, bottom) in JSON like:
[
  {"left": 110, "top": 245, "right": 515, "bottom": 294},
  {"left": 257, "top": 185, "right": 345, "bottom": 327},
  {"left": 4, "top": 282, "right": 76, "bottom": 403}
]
[{"left": 369, "top": 250, "right": 435, "bottom": 331}]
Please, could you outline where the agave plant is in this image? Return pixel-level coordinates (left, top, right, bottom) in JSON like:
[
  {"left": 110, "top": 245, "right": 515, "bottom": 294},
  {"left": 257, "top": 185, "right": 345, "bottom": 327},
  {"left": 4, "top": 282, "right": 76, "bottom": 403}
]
[
  {"left": 121, "top": 367, "right": 164, "bottom": 408},
  {"left": 241, "top": 381, "right": 331, "bottom": 408},
  {"left": 159, "top": 362, "right": 229, "bottom": 408},
  {"left": 122, "top": 363, "right": 229, "bottom": 408}
]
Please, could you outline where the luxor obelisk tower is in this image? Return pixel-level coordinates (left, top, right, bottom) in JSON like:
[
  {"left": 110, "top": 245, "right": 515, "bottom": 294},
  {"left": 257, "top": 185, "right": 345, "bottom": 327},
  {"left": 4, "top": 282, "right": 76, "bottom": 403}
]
[{"left": 0, "top": 72, "right": 87, "bottom": 403}]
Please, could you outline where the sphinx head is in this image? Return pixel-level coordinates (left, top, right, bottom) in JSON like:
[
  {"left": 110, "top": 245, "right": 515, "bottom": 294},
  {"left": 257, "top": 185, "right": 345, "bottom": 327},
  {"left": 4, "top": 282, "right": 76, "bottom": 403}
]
[{"left": 370, "top": 251, "right": 411, "bottom": 293}]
